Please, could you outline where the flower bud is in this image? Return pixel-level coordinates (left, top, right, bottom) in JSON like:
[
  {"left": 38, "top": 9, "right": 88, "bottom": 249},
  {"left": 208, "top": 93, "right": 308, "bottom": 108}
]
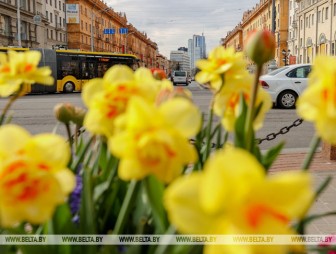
[
  {"left": 245, "top": 29, "right": 275, "bottom": 66},
  {"left": 156, "top": 87, "right": 192, "bottom": 105},
  {"left": 54, "top": 103, "right": 75, "bottom": 124},
  {"left": 72, "top": 106, "right": 86, "bottom": 127},
  {"left": 150, "top": 68, "right": 167, "bottom": 80}
]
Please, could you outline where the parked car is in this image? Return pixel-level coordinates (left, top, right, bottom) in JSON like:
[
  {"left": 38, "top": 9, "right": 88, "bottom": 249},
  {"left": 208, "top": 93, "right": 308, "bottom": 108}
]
[
  {"left": 259, "top": 63, "right": 312, "bottom": 109},
  {"left": 171, "top": 70, "right": 189, "bottom": 86}
]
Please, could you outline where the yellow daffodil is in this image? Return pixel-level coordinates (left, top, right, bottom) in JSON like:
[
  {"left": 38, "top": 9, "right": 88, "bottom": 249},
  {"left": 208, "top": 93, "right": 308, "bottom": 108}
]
[
  {"left": 0, "top": 50, "right": 54, "bottom": 97},
  {"left": 195, "top": 46, "right": 249, "bottom": 91},
  {"left": 164, "top": 148, "right": 313, "bottom": 254},
  {"left": 297, "top": 56, "right": 336, "bottom": 144},
  {"left": 108, "top": 96, "right": 201, "bottom": 183},
  {"left": 0, "top": 125, "right": 75, "bottom": 227},
  {"left": 82, "top": 65, "right": 170, "bottom": 137},
  {"left": 213, "top": 73, "right": 272, "bottom": 131}
]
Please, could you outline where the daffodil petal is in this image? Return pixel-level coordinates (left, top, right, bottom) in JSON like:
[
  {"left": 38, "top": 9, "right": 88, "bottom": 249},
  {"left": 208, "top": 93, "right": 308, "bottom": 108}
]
[
  {"left": 0, "top": 124, "right": 30, "bottom": 160},
  {"left": 253, "top": 171, "right": 313, "bottom": 219},
  {"left": 200, "top": 148, "right": 265, "bottom": 214},
  {"left": 27, "top": 134, "right": 70, "bottom": 169},
  {"left": 164, "top": 173, "right": 225, "bottom": 234},
  {"left": 160, "top": 98, "right": 201, "bottom": 137},
  {"left": 82, "top": 78, "right": 104, "bottom": 106}
]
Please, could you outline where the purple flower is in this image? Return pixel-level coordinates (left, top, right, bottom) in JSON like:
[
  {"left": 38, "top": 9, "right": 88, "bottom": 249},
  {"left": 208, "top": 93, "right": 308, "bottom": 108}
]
[{"left": 69, "top": 169, "right": 83, "bottom": 224}]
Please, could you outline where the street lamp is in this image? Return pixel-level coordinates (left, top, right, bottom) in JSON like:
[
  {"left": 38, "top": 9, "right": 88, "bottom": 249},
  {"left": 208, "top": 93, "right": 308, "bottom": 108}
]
[
  {"left": 17, "top": 0, "right": 21, "bottom": 47},
  {"left": 91, "top": 6, "right": 110, "bottom": 51},
  {"left": 124, "top": 31, "right": 135, "bottom": 54},
  {"left": 282, "top": 49, "right": 290, "bottom": 66}
]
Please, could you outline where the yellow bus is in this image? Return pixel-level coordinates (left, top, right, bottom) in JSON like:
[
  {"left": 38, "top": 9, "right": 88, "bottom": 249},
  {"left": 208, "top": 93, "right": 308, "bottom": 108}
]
[{"left": 0, "top": 48, "right": 139, "bottom": 93}]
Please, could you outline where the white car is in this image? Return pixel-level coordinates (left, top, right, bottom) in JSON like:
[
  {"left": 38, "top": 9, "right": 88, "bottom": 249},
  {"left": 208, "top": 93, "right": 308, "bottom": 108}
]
[
  {"left": 259, "top": 64, "right": 312, "bottom": 109},
  {"left": 171, "top": 71, "right": 189, "bottom": 86}
]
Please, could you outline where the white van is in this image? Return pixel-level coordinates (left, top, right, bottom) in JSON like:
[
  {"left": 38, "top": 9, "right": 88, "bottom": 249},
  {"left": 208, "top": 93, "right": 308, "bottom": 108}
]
[{"left": 171, "top": 71, "right": 189, "bottom": 86}]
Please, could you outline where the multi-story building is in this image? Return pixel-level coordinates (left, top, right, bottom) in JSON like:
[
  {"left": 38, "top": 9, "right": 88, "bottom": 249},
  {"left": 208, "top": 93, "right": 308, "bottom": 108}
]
[
  {"left": 287, "top": 0, "right": 299, "bottom": 64},
  {"left": 295, "top": 0, "right": 336, "bottom": 64},
  {"left": 188, "top": 34, "right": 206, "bottom": 73},
  {"left": 45, "top": 0, "right": 67, "bottom": 49},
  {"left": 65, "top": 0, "right": 158, "bottom": 68},
  {"left": 156, "top": 53, "right": 170, "bottom": 74},
  {"left": 170, "top": 49, "right": 190, "bottom": 73},
  {"left": 221, "top": 0, "right": 289, "bottom": 68},
  {"left": 0, "top": 0, "right": 49, "bottom": 48},
  {"left": 0, "top": 0, "right": 169, "bottom": 70}
]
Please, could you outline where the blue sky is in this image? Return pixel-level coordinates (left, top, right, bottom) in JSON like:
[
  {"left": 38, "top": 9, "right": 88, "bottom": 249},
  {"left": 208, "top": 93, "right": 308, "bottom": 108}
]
[{"left": 106, "top": 0, "right": 258, "bottom": 58}]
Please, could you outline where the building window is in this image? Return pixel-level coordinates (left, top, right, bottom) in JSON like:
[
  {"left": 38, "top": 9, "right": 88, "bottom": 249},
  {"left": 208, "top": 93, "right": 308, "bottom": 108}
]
[
  {"left": 334, "top": 3, "right": 336, "bottom": 16},
  {"left": 312, "top": 14, "right": 314, "bottom": 25},
  {"left": 50, "top": 13, "right": 53, "bottom": 23},
  {"left": 326, "top": 7, "right": 329, "bottom": 20},
  {"left": 318, "top": 11, "right": 321, "bottom": 22},
  {"left": 332, "top": 42, "right": 335, "bottom": 55},
  {"left": 46, "top": 11, "right": 49, "bottom": 20}
]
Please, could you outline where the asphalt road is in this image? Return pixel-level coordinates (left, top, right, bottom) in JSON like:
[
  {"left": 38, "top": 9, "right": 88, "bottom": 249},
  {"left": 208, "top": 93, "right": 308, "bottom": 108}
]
[{"left": 0, "top": 82, "right": 315, "bottom": 150}]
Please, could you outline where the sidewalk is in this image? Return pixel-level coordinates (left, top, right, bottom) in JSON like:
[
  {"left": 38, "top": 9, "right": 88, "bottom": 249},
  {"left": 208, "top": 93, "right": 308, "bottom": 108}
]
[{"left": 270, "top": 149, "right": 336, "bottom": 235}]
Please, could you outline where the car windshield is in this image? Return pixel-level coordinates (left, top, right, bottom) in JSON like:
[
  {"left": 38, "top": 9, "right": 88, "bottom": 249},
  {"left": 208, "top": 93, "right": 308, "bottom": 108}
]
[
  {"left": 267, "top": 66, "right": 290, "bottom": 76},
  {"left": 174, "top": 71, "right": 186, "bottom": 77}
]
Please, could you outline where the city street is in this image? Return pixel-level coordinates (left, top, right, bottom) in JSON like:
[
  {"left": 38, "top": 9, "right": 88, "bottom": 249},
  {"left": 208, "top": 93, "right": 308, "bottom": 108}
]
[{"left": 0, "top": 82, "right": 315, "bottom": 150}]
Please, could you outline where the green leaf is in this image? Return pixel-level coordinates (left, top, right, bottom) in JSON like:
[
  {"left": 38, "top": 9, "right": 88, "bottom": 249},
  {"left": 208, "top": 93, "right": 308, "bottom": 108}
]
[
  {"left": 234, "top": 94, "right": 248, "bottom": 148},
  {"left": 80, "top": 166, "right": 96, "bottom": 234},
  {"left": 144, "top": 176, "right": 168, "bottom": 234},
  {"left": 52, "top": 204, "right": 76, "bottom": 234},
  {"left": 261, "top": 142, "right": 284, "bottom": 171}
]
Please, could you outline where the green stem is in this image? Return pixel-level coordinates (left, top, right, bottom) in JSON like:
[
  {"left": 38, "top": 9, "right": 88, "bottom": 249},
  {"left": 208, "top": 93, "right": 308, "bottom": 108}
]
[
  {"left": 301, "top": 136, "right": 321, "bottom": 170},
  {"left": 113, "top": 180, "right": 140, "bottom": 234},
  {"left": 204, "top": 107, "right": 214, "bottom": 160},
  {"left": 0, "top": 84, "right": 24, "bottom": 125},
  {"left": 245, "top": 64, "right": 262, "bottom": 152}
]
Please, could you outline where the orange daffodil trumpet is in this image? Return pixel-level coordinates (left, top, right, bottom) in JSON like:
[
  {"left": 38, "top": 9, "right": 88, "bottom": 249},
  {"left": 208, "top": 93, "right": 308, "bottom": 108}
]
[
  {"left": 82, "top": 65, "right": 172, "bottom": 137},
  {"left": 108, "top": 97, "right": 201, "bottom": 183},
  {"left": 0, "top": 125, "right": 75, "bottom": 227},
  {"left": 195, "top": 46, "right": 248, "bottom": 91},
  {"left": 164, "top": 147, "right": 313, "bottom": 254},
  {"left": 297, "top": 56, "right": 336, "bottom": 144},
  {"left": 213, "top": 73, "right": 272, "bottom": 131},
  {"left": 0, "top": 50, "right": 54, "bottom": 97}
]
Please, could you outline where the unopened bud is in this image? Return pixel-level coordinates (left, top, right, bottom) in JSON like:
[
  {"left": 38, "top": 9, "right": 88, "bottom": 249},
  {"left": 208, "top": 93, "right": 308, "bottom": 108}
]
[
  {"left": 150, "top": 68, "right": 167, "bottom": 80},
  {"left": 54, "top": 103, "right": 75, "bottom": 124},
  {"left": 245, "top": 29, "right": 275, "bottom": 66},
  {"left": 156, "top": 87, "right": 192, "bottom": 105},
  {"left": 72, "top": 106, "right": 86, "bottom": 127}
]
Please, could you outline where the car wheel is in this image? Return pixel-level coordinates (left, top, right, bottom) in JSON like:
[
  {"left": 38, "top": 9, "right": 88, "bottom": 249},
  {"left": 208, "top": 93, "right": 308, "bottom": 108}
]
[
  {"left": 63, "top": 82, "right": 75, "bottom": 93},
  {"left": 277, "top": 91, "right": 297, "bottom": 109}
]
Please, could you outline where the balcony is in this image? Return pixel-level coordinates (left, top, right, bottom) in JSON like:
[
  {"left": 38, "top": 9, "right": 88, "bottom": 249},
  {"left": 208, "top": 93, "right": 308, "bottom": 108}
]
[{"left": 55, "top": 23, "right": 64, "bottom": 31}]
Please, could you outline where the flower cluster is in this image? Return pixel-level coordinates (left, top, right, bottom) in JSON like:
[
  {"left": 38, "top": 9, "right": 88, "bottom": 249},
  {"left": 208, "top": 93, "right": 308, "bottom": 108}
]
[{"left": 0, "top": 30, "right": 334, "bottom": 254}]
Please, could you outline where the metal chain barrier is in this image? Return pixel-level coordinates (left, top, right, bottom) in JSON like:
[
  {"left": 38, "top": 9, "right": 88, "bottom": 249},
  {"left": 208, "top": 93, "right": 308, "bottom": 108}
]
[{"left": 256, "top": 118, "right": 304, "bottom": 144}]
